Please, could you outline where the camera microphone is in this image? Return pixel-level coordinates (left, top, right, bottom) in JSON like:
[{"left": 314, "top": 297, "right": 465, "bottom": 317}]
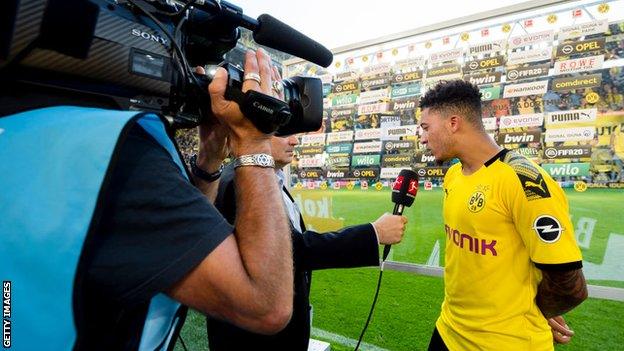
[
  {"left": 253, "top": 14, "right": 333, "bottom": 68},
  {"left": 384, "top": 169, "right": 419, "bottom": 260}
]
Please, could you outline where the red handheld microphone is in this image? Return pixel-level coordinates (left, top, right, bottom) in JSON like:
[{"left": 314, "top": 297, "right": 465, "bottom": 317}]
[{"left": 383, "top": 169, "right": 418, "bottom": 260}]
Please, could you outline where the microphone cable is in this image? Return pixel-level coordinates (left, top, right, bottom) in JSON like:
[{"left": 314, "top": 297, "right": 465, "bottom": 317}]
[
  {"left": 355, "top": 202, "right": 402, "bottom": 350},
  {"left": 353, "top": 260, "right": 386, "bottom": 351}
]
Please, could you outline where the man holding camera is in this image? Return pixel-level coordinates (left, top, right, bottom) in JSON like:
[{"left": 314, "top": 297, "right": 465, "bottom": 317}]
[
  {"left": 205, "top": 132, "right": 408, "bottom": 350},
  {"left": 1, "top": 49, "right": 297, "bottom": 349}
]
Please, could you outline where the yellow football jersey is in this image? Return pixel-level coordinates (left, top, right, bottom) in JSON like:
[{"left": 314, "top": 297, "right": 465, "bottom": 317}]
[{"left": 436, "top": 149, "right": 582, "bottom": 351}]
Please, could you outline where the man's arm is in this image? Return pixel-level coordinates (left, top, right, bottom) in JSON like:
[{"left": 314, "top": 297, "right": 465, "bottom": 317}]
[
  {"left": 190, "top": 66, "right": 228, "bottom": 203},
  {"left": 191, "top": 153, "right": 223, "bottom": 203},
  {"left": 168, "top": 49, "right": 293, "bottom": 334},
  {"left": 294, "top": 213, "right": 407, "bottom": 271},
  {"left": 536, "top": 268, "right": 588, "bottom": 318}
]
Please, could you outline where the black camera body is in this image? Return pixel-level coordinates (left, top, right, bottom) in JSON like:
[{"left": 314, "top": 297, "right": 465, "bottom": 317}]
[{"left": 0, "top": 0, "right": 329, "bottom": 135}]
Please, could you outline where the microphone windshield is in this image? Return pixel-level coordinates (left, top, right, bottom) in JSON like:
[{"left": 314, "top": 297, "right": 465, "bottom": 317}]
[
  {"left": 253, "top": 14, "right": 333, "bottom": 68},
  {"left": 391, "top": 169, "right": 419, "bottom": 207}
]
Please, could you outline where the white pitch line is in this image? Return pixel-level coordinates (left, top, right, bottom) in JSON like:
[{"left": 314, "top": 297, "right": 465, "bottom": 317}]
[{"left": 311, "top": 327, "right": 389, "bottom": 351}]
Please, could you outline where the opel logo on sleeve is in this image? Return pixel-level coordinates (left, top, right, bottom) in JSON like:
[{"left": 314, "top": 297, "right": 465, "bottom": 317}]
[{"left": 533, "top": 215, "right": 563, "bottom": 243}]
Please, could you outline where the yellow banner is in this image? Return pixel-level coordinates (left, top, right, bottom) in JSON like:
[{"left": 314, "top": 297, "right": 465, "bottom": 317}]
[{"left": 291, "top": 190, "right": 344, "bottom": 232}]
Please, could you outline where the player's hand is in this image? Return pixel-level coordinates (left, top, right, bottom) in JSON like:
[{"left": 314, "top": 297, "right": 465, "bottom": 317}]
[
  {"left": 549, "top": 315, "right": 574, "bottom": 344},
  {"left": 373, "top": 213, "right": 407, "bottom": 245}
]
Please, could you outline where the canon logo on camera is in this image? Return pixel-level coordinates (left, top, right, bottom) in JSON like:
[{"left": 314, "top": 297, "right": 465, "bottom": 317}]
[{"left": 252, "top": 101, "right": 274, "bottom": 114}]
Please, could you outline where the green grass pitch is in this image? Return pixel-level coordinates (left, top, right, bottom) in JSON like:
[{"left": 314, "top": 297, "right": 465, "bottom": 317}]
[{"left": 175, "top": 188, "right": 624, "bottom": 350}]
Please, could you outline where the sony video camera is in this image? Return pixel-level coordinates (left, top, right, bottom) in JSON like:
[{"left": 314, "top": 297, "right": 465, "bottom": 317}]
[{"left": 0, "top": 0, "right": 333, "bottom": 135}]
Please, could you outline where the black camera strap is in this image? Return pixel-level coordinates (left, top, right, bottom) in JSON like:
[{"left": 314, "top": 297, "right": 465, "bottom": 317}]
[{"left": 225, "top": 87, "right": 292, "bottom": 134}]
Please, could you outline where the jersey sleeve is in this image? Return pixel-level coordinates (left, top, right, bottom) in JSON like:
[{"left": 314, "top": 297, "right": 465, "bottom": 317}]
[{"left": 503, "top": 153, "right": 582, "bottom": 269}]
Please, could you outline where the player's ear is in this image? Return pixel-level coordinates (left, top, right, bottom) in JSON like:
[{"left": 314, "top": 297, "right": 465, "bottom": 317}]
[{"left": 448, "top": 114, "right": 461, "bottom": 133}]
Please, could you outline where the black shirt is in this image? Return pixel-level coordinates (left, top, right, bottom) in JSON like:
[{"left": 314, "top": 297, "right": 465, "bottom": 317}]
[{"left": 78, "top": 124, "right": 233, "bottom": 350}]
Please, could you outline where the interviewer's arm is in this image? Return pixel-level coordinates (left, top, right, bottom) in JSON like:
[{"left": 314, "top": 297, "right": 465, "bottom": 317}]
[
  {"left": 168, "top": 49, "right": 293, "bottom": 334},
  {"left": 536, "top": 268, "right": 588, "bottom": 319}
]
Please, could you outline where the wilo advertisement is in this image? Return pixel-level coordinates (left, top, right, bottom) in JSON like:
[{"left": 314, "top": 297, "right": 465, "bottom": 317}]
[
  {"left": 542, "top": 163, "right": 591, "bottom": 177},
  {"left": 351, "top": 155, "right": 381, "bottom": 167}
]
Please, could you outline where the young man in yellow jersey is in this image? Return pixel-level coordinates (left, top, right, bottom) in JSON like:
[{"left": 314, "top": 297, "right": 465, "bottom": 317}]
[{"left": 418, "top": 80, "right": 588, "bottom": 351}]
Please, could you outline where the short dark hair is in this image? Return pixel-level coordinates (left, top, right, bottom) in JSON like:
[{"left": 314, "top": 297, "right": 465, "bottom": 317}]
[{"left": 419, "top": 80, "right": 483, "bottom": 128}]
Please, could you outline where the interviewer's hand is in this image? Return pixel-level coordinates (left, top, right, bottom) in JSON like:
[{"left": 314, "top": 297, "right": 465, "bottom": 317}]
[
  {"left": 372, "top": 213, "right": 407, "bottom": 245},
  {"left": 208, "top": 48, "right": 275, "bottom": 156},
  {"left": 549, "top": 315, "right": 574, "bottom": 344}
]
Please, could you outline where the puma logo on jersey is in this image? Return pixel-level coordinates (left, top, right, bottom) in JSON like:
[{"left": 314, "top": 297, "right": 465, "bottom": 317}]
[
  {"left": 504, "top": 151, "right": 551, "bottom": 201},
  {"left": 525, "top": 180, "right": 545, "bottom": 192}
]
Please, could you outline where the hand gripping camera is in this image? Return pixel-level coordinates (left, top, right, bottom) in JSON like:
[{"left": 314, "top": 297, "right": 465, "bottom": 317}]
[{"left": 0, "top": 0, "right": 333, "bottom": 135}]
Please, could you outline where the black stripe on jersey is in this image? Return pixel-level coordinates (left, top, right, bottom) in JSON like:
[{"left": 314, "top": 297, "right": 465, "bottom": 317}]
[
  {"left": 503, "top": 150, "right": 552, "bottom": 201},
  {"left": 534, "top": 261, "right": 583, "bottom": 271},
  {"left": 484, "top": 148, "right": 509, "bottom": 167}
]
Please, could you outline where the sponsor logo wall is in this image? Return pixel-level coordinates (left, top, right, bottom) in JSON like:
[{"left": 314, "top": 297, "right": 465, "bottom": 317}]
[{"left": 287, "top": 15, "right": 624, "bottom": 187}]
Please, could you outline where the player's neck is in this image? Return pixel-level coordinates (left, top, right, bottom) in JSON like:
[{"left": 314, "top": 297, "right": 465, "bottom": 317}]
[{"left": 457, "top": 132, "right": 502, "bottom": 175}]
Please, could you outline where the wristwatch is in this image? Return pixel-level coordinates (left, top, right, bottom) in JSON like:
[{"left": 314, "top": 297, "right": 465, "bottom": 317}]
[
  {"left": 190, "top": 154, "right": 224, "bottom": 182},
  {"left": 232, "top": 153, "right": 275, "bottom": 169}
]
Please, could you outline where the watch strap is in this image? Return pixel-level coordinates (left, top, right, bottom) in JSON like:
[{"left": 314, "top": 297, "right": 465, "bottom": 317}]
[{"left": 190, "top": 154, "right": 224, "bottom": 182}]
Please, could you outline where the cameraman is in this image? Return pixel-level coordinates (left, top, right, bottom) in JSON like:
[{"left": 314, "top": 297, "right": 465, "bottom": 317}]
[{"left": 0, "top": 49, "right": 294, "bottom": 349}]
